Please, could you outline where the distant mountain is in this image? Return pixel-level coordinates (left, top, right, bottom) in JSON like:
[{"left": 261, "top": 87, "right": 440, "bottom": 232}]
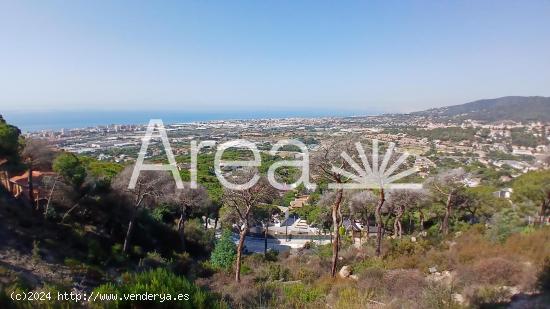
[{"left": 412, "top": 96, "right": 550, "bottom": 122}]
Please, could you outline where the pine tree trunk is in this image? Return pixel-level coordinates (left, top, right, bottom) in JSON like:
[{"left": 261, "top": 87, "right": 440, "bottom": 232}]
[
  {"left": 28, "top": 167, "right": 36, "bottom": 209},
  {"left": 540, "top": 199, "right": 548, "bottom": 226},
  {"left": 419, "top": 210, "right": 425, "bottom": 231},
  {"left": 123, "top": 213, "right": 137, "bottom": 254},
  {"left": 375, "top": 189, "right": 385, "bottom": 257},
  {"left": 235, "top": 224, "right": 247, "bottom": 282},
  {"left": 394, "top": 208, "right": 403, "bottom": 238},
  {"left": 264, "top": 222, "right": 268, "bottom": 256},
  {"left": 177, "top": 212, "right": 186, "bottom": 250},
  {"left": 442, "top": 193, "right": 452, "bottom": 235},
  {"left": 330, "top": 189, "right": 343, "bottom": 277}
]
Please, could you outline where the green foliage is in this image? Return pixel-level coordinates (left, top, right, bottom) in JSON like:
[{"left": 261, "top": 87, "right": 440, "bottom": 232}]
[
  {"left": 293, "top": 203, "right": 328, "bottom": 227},
  {"left": 210, "top": 230, "right": 236, "bottom": 271},
  {"left": 92, "top": 268, "right": 227, "bottom": 308},
  {"left": 511, "top": 127, "right": 543, "bottom": 148},
  {"left": 264, "top": 249, "right": 279, "bottom": 262},
  {"left": 512, "top": 170, "right": 550, "bottom": 213},
  {"left": 110, "top": 244, "right": 126, "bottom": 264},
  {"left": 53, "top": 152, "right": 87, "bottom": 188},
  {"left": 264, "top": 263, "right": 290, "bottom": 281},
  {"left": 184, "top": 219, "right": 216, "bottom": 257},
  {"left": 314, "top": 243, "right": 333, "bottom": 259},
  {"left": 487, "top": 208, "right": 524, "bottom": 243},
  {"left": 338, "top": 225, "right": 346, "bottom": 236},
  {"left": 31, "top": 240, "right": 41, "bottom": 264},
  {"left": 151, "top": 204, "right": 174, "bottom": 223},
  {"left": 0, "top": 115, "right": 21, "bottom": 162},
  {"left": 279, "top": 190, "right": 296, "bottom": 207},
  {"left": 282, "top": 283, "right": 324, "bottom": 307},
  {"left": 388, "top": 126, "right": 476, "bottom": 142},
  {"left": 80, "top": 156, "right": 123, "bottom": 181}
]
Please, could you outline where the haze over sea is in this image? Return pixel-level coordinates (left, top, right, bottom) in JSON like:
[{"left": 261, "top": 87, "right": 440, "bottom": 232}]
[{"left": 3, "top": 109, "right": 382, "bottom": 132}]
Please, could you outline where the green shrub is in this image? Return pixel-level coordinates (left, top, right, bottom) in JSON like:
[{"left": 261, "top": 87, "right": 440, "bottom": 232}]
[
  {"left": 64, "top": 258, "right": 82, "bottom": 269},
  {"left": 314, "top": 243, "right": 333, "bottom": 259},
  {"left": 31, "top": 240, "right": 41, "bottom": 264},
  {"left": 87, "top": 239, "right": 107, "bottom": 264},
  {"left": 421, "top": 283, "right": 459, "bottom": 309},
  {"left": 110, "top": 244, "right": 126, "bottom": 264},
  {"left": 141, "top": 251, "right": 168, "bottom": 269},
  {"left": 184, "top": 219, "right": 215, "bottom": 257},
  {"left": 92, "top": 268, "right": 227, "bottom": 309},
  {"left": 240, "top": 264, "right": 252, "bottom": 275},
  {"left": 282, "top": 283, "right": 324, "bottom": 307},
  {"left": 264, "top": 249, "right": 279, "bottom": 262},
  {"left": 210, "top": 230, "right": 236, "bottom": 271},
  {"left": 267, "top": 264, "right": 290, "bottom": 281},
  {"left": 466, "top": 286, "right": 511, "bottom": 307},
  {"left": 487, "top": 208, "right": 524, "bottom": 243}
]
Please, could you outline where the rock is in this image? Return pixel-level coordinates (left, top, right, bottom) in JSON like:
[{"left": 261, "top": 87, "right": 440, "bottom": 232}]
[
  {"left": 427, "top": 270, "right": 454, "bottom": 286},
  {"left": 502, "top": 286, "right": 520, "bottom": 296},
  {"left": 339, "top": 265, "right": 351, "bottom": 278},
  {"left": 349, "top": 274, "right": 359, "bottom": 281},
  {"left": 452, "top": 293, "right": 464, "bottom": 305},
  {"left": 428, "top": 266, "right": 438, "bottom": 274},
  {"left": 410, "top": 236, "right": 417, "bottom": 242}
]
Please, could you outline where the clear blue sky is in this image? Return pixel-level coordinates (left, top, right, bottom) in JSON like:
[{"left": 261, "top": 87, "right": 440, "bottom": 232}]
[{"left": 1, "top": 0, "right": 549, "bottom": 114}]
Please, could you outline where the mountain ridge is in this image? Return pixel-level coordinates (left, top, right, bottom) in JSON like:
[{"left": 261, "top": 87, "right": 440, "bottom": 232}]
[{"left": 411, "top": 96, "right": 550, "bottom": 122}]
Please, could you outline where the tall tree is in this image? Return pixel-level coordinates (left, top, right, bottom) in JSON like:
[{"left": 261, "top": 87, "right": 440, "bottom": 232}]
[
  {"left": 349, "top": 190, "right": 377, "bottom": 240},
  {"left": 221, "top": 171, "right": 276, "bottom": 282},
  {"left": 112, "top": 166, "right": 174, "bottom": 253},
  {"left": 312, "top": 140, "right": 354, "bottom": 276},
  {"left": 512, "top": 170, "right": 550, "bottom": 225},
  {"left": 170, "top": 185, "right": 211, "bottom": 250},
  {"left": 428, "top": 168, "right": 467, "bottom": 235},
  {"left": 52, "top": 153, "right": 97, "bottom": 222},
  {"left": 0, "top": 115, "right": 21, "bottom": 163},
  {"left": 53, "top": 152, "right": 87, "bottom": 189},
  {"left": 385, "top": 189, "right": 428, "bottom": 238},
  {"left": 21, "top": 139, "right": 56, "bottom": 209}
]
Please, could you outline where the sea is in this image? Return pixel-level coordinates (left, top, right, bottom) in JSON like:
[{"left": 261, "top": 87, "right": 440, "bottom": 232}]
[{"left": 2, "top": 109, "right": 381, "bottom": 132}]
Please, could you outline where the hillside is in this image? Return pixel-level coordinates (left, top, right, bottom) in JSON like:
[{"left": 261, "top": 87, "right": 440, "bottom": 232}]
[{"left": 412, "top": 96, "right": 550, "bottom": 122}]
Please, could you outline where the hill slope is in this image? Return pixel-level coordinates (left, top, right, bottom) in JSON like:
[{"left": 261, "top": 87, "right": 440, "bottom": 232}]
[{"left": 413, "top": 96, "right": 550, "bottom": 122}]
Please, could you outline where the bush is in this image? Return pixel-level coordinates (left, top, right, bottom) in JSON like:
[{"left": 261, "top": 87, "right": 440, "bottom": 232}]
[
  {"left": 487, "top": 208, "right": 524, "bottom": 243},
  {"left": 141, "top": 251, "right": 168, "bottom": 269},
  {"left": 184, "top": 219, "right": 215, "bottom": 257},
  {"left": 264, "top": 249, "right": 279, "bottom": 262},
  {"left": 92, "top": 268, "right": 227, "bottom": 309},
  {"left": 110, "top": 244, "right": 126, "bottom": 264},
  {"left": 210, "top": 230, "right": 236, "bottom": 271},
  {"left": 282, "top": 283, "right": 324, "bottom": 308},
  {"left": 465, "top": 285, "right": 512, "bottom": 308},
  {"left": 471, "top": 257, "right": 523, "bottom": 286},
  {"left": 333, "top": 286, "right": 376, "bottom": 309}
]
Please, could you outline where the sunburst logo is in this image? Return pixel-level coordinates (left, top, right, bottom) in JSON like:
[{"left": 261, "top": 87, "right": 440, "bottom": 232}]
[{"left": 328, "top": 140, "right": 422, "bottom": 190}]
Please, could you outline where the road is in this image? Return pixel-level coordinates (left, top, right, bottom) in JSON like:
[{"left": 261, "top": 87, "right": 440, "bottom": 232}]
[{"left": 232, "top": 234, "right": 331, "bottom": 254}]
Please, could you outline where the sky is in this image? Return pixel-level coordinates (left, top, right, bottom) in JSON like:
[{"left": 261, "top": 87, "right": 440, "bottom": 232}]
[{"left": 1, "top": 0, "right": 550, "bottom": 115}]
